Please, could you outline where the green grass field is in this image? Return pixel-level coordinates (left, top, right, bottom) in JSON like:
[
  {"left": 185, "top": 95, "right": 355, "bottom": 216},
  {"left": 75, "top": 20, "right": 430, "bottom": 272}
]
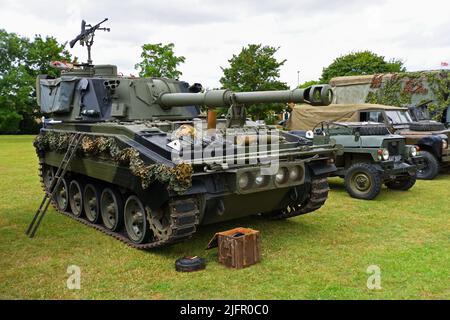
[{"left": 0, "top": 135, "right": 449, "bottom": 299}]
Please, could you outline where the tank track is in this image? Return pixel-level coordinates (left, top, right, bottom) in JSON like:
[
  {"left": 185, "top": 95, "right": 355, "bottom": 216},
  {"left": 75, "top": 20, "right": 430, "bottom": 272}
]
[
  {"left": 37, "top": 160, "right": 200, "bottom": 250},
  {"left": 268, "top": 176, "right": 329, "bottom": 220}
]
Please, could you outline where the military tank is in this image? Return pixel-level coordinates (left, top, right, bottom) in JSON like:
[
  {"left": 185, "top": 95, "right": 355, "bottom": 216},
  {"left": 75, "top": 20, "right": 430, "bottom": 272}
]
[{"left": 30, "top": 20, "right": 339, "bottom": 249}]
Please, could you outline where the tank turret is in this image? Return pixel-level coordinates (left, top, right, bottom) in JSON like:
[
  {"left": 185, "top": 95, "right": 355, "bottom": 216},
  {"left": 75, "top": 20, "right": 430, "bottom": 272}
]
[{"left": 37, "top": 71, "right": 332, "bottom": 123}]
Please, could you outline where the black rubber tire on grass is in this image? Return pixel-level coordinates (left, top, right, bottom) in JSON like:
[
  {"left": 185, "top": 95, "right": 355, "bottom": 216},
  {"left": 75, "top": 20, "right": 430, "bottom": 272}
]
[
  {"left": 416, "top": 151, "right": 439, "bottom": 180},
  {"left": 175, "top": 256, "right": 206, "bottom": 272},
  {"left": 344, "top": 163, "right": 382, "bottom": 200}
]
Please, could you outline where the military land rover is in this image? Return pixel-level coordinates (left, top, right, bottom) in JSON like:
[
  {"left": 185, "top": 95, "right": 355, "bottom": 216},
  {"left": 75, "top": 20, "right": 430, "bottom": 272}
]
[
  {"left": 330, "top": 74, "right": 450, "bottom": 179},
  {"left": 286, "top": 104, "right": 424, "bottom": 199}
]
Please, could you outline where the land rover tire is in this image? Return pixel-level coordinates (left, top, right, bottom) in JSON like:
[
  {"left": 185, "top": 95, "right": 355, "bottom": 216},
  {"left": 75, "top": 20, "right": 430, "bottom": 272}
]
[
  {"left": 417, "top": 151, "right": 439, "bottom": 180},
  {"left": 344, "top": 163, "right": 382, "bottom": 200},
  {"left": 409, "top": 122, "right": 446, "bottom": 131},
  {"left": 358, "top": 126, "right": 390, "bottom": 136}
]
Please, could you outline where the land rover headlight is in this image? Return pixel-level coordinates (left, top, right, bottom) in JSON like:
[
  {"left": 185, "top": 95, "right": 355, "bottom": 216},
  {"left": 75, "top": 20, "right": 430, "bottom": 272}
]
[
  {"left": 289, "top": 166, "right": 301, "bottom": 181},
  {"left": 410, "top": 146, "right": 417, "bottom": 157},
  {"left": 238, "top": 173, "right": 251, "bottom": 189},
  {"left": 378, "top": 149, "right": 389, "bottom": 161},
  {"left": 254, "top": 173, "right": 268, "bottom": 187},
  {"left": 275, "top": 167, "right": 288, "bottom": 184},
  {"left": 443, "top": 140, "right": 448, "bottom": 150}
]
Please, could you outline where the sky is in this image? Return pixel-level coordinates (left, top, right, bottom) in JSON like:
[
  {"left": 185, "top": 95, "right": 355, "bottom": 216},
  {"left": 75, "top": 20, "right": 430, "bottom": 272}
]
[{"left": 1, "top": 0, "right": 449, "bottom": 89}]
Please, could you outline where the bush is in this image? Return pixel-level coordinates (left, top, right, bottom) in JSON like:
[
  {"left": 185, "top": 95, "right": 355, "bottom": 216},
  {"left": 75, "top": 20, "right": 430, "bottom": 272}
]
[
  {"left": 0, "top": 111, "right": 23, "bottom": 133},
  {"left": 18, "top": 112, "right": 41, "bottom": 134}
]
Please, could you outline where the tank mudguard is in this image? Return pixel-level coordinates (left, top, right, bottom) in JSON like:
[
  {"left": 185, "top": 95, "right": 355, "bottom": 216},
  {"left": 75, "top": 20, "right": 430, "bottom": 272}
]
[
  {"left": 307, "top": 161, "right": 337, "bottom": 177},
  {"left": 178, "top": 179, "right": 207, "bottom": 196}
]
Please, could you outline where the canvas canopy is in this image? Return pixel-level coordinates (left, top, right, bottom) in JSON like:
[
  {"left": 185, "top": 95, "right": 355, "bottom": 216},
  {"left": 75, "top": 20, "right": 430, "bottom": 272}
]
[{"left": 286, "top": 103, "right": 407, "bottom": 130}]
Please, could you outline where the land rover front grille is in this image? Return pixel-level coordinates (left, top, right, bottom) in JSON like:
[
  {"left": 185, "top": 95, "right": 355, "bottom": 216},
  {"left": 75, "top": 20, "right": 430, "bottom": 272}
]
[{"left": 387, "top": 141, "right": 401, "bottom": 156}]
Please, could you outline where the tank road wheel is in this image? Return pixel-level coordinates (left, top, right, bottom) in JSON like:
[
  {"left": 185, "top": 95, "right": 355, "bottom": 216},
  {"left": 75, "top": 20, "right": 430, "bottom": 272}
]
[
  {"left": 263, "top": 176, "right": 329, "bottom": 219},
  {"left": 69, "top": 180, "right": 84, "bottom": 217},
  {"left": 83, "top": 184, "right": 101, "bottom": 223},
  {"left": 345, "top": 163, "right": 382, "bottom": 200},
  {"left": 100, "top": 188, "right": 124, "bottom": 231},
  {"left": 417, "top": 151, "right": 439, "bottom": 180},
  {"left": 55, "top": 177, "right": 70, "bottom": 212},
  {"left": 124, "top": 195, "right": 151, "bottom": 244},
  {"left": 148, "top": 205, "right": 172, "bottom": 241},
  {"left": 42, "top": 165, "right": 54, "bottom": 192},
  {"left": 385, "top": 175, "right": 417, "bottom": 191}
]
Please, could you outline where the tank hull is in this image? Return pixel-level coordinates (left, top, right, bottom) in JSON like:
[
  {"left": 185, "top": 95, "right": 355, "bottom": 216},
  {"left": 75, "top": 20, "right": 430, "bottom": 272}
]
[{"left": 35, "top": 121, "right": 338, "bottom": 248}]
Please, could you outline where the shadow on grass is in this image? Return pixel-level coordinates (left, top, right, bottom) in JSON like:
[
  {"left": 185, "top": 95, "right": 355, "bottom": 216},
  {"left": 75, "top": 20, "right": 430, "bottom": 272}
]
[
  {"left": 144, "top": 213, "right": 322, "bottom": 259},
  {"left": 328, "top": 178, "right": 346, "bottom": 190},
  {"left": 12, "top": 197, "right": 323, "bottom": 262},
  {"left": 436, "top": 169, "right": 450, "bottom": 178},
  {"left": 326, "top": 176, "right": 436, "bottom": 202}
]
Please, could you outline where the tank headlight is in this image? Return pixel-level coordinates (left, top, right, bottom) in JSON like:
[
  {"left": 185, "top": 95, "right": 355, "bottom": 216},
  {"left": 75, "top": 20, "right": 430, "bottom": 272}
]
[
  {"left": 289, "top": 166, "right": 301, "bottom": 181},
  {"left": 238, "top": 173, "right": 251, "bottom": 189},
  {"left": 254, "top": 173, "right": 268, "bottom": 187},
  {"left": 443, "top": 140, "right": 448, "bottom": 150},
  {"left": 275, "top": 168, "right": 288, "bottom": 184},
  {"left": 410, "top": 146, "right": 417, "bottom": 157}
]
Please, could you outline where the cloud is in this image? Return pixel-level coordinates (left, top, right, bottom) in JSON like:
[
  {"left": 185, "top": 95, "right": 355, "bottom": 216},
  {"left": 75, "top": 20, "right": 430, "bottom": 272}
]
[{"left": 0, "top": 0, "right": 449, "bottom": 88}]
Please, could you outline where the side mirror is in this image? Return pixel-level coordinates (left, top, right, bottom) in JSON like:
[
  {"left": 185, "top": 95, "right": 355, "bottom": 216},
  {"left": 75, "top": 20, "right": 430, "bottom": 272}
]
[
  {"left": 306, "top": 130, "right": 314, "bottom": 139},
  {"left": 354, "top": 131, "right": 360, "bottom": 142}
]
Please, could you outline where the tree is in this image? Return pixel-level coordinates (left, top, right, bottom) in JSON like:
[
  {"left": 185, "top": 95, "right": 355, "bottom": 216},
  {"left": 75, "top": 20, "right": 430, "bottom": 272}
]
[
  {"left": 321, "top": 51, "right": 405, "bottom": 83},
  {"left": 0, "top": 110, "right": 22, "bottom": 133},
  {"left": 0, "top": 29, "right": 71, "bottom": 133},
  {"left": 135, "top": 43, "right": 185, "bottom": 79},
  {"left": 298, "top": 80, "right": 319, "bottom": 88},
  {"left": 220, "top": 44, "right": 288, "bottom": 120}
]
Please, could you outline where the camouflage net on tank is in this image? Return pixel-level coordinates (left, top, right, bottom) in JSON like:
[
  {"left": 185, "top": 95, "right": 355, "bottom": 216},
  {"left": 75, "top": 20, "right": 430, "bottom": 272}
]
[
  {"left": 34, "top": 132, "right": 193, "bottom": 193},
  {"left": 34, "top": 131, "right": 72, "bottom": 152}
]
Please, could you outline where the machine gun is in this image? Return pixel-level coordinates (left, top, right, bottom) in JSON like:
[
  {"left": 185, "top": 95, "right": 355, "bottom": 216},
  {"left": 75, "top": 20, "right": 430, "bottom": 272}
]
[{"left": 69, "top": 18, "right": 110, "bottom": 65}]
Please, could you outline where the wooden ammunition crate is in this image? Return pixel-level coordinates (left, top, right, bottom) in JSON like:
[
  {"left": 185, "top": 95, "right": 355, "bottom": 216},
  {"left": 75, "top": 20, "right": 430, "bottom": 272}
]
[{"left": 207, "top": 227, "right": 261, "bottom": 269}]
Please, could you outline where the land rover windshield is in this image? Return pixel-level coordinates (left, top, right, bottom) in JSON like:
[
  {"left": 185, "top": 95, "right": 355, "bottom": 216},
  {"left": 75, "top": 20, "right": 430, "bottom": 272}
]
[{"left": 385, "top": 110, "right": 412, "bottom": 124}]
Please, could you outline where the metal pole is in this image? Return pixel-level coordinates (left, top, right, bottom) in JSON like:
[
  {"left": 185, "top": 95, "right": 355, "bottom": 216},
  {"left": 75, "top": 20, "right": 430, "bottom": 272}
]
[{"left": 297, "top": 70, "right": 300, "bottom": 87}]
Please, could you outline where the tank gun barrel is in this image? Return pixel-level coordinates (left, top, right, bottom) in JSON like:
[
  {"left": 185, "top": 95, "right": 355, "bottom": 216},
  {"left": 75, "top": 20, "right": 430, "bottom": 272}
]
[{"left": 158, "top": 85, "right": 333, "bottom": 108}]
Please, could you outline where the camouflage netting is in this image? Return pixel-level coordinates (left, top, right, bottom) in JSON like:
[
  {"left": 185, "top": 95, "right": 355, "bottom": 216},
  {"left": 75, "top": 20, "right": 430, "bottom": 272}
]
[
  {"left": 364, "top": 71, "right": 449, "bottom": 120},
  {"left": 34, "top": 132, "right": 193, "bottom": 193},
  {"left": 35, "top": 131, "right": 72, "bottom": 152},
  {"left": 331, "top": 71, "right": 450, "bottom": 120}
]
